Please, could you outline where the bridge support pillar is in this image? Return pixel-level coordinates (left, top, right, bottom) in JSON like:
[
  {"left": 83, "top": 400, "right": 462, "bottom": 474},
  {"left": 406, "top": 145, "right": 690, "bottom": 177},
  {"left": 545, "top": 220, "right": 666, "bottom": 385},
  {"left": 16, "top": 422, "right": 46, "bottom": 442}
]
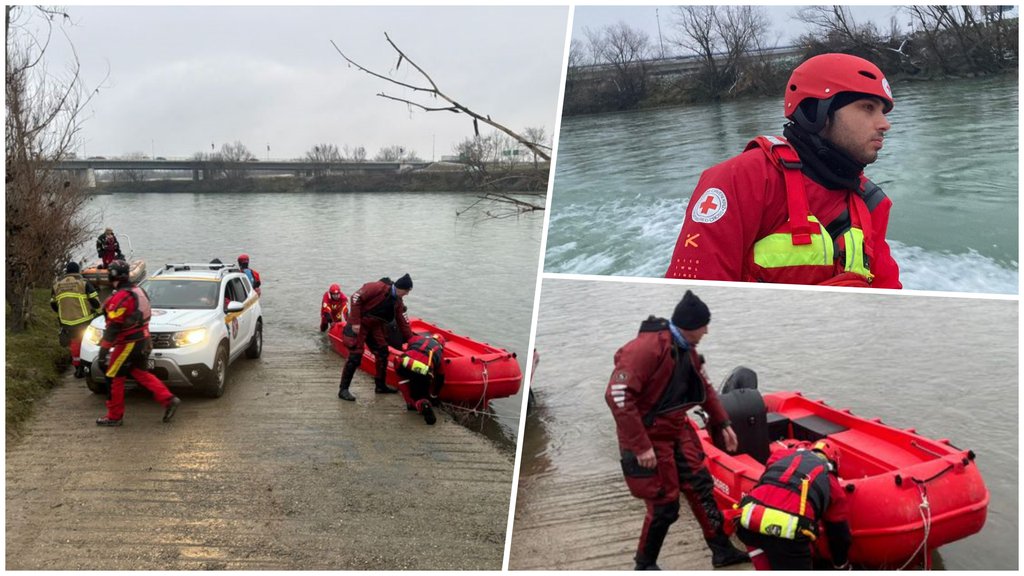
[{"left": 192, "top": 169, "right": 200, "bottom": 182}]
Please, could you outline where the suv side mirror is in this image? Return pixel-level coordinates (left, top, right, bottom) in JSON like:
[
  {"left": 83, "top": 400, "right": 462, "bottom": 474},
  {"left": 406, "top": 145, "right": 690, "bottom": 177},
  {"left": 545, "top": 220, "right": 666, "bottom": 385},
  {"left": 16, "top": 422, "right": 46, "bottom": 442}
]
[{"left": 225, "top": 301, "right": 245, "bottom": 313}]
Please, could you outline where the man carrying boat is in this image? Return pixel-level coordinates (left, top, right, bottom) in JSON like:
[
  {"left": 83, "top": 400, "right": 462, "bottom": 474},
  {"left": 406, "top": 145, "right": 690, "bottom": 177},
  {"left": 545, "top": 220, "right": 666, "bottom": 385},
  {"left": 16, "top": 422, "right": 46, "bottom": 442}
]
[
  {"left": 320, "top": 283, "right": 348, "bottom": 332},
  {"left": 396, "top": 333, "right": 446, "bottom": 425},
  {"left": 734, "top": 440, "right": 852, "bottom": 570},
  {"left": 51, "top": 261, "right": 102, "bottom": 379},
  {"left": 95, "top": 227, "right": 123, "bottom": 268},
  {"left": 337, "top": 274, "right": 413, "bottom": 401},
  {"left": 666, "top": 53, "right": 901, "bottom": 288},
  {"left": 605, "top": 290, "right": 750, "bottom": 570}
]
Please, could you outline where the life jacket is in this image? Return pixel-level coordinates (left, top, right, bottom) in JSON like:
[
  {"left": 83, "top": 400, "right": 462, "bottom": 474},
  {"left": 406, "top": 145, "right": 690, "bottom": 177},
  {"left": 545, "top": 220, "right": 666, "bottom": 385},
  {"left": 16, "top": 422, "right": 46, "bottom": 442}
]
[
  {"left": 744, "top": 135, "right": 887, "bottom": 286},
  {"left": 52, "top": 274, "right": 97, "bottom": 326},
  {"left": 738, "top": 450, "right": 831, "bottom": 540},
  {"left": 106, "top": 285, "right": 152, "bottom": 342},
  {"left": 401, "top": 335, "right": 443, "bottom": 376}
]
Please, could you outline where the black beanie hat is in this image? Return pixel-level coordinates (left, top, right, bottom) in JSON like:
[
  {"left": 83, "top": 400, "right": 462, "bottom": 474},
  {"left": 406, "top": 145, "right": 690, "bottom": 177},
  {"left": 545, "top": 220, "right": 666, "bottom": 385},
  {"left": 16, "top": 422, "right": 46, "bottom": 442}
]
[
  {"left": 395, "top": 273, "right": 413, "bottom": 290},
  {"left": 66, "top": 261, "right": 80, "bottom": 274},
  {"left": 671, "top": 290, "right": 710, "bottom": 330}
]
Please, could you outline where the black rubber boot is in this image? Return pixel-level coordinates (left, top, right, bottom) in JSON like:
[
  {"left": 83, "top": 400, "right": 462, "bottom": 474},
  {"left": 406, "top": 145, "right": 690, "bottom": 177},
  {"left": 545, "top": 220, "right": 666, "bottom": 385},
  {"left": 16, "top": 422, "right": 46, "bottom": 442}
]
[
  {"left": 338, "top": 361, "right": 359, "bottom": 400},
  {"left": 633, "top": 555, "right": 661, "bottom": 570},
  {"left": 708, "top": 535, "right": 750, "bottom": 568},
  {"left": 162, "top": 396, "right": 181, "bottom": 423},
  {"left": 74, "top": 364, "right": 85, "bottom": 379},
  {"left": 96, "top": 417, "right": 123, "bottom": 427},
  {"left": 417, "top": 400, "right": 436, "bottom": 425},
  {"left": 374, "top": 379, "right": 398, "bottom": 394}
]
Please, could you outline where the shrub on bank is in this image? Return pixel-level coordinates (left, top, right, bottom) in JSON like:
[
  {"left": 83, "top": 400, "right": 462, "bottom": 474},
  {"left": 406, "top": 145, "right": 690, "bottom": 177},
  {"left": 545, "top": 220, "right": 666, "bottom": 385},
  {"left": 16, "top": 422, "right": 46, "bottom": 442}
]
[{"left": 6, "top": 289, "right": 70, "bottom": 439}]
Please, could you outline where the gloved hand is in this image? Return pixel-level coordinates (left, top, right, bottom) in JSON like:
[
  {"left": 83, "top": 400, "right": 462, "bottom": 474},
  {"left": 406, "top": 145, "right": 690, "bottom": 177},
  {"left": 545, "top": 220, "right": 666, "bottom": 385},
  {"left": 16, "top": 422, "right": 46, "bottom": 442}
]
[
  {"left": 320, "top": 321, "right": 329, "bottom": 332},
  {"left": 98, "top": 347, "right": 110, "bottom": 369}
]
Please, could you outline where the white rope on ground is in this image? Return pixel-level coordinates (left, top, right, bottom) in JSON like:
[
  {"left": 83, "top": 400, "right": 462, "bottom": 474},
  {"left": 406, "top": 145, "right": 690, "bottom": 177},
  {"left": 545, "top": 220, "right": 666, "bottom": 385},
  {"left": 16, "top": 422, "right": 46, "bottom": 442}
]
[{"left": 897, "top": 482, "right": 932, "bottom": 570}]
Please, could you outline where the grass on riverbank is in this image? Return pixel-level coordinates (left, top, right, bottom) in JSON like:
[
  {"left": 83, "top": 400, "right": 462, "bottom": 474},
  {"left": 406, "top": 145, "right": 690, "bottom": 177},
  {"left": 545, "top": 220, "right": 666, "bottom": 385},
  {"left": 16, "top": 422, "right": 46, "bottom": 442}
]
[{"left": 6, "top": 289, "right": 70, "bottom": 439}]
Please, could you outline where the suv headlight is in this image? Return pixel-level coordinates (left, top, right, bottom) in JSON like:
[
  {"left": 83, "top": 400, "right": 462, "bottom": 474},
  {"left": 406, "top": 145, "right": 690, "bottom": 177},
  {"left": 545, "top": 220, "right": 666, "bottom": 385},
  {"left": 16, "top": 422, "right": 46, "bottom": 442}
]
[
  {"left": 84, "top": 325, "right": 103, "bottom": 345},
  {"left": 173, "top": 328, "right": 208, "bottom": 347}
]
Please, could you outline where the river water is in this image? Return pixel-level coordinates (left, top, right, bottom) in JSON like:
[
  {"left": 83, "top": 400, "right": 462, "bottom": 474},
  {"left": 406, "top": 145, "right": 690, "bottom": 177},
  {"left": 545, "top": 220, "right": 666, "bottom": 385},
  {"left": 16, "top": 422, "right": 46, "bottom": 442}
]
[
  {"left": 521, "top": 279, "right": 1018, "bottom": 570},
  {"left": 81, "top": 191, "right": 541, "bottom": 445},
  {"left": 545, "top": 75, "right": 1018, "bottom": 294}
]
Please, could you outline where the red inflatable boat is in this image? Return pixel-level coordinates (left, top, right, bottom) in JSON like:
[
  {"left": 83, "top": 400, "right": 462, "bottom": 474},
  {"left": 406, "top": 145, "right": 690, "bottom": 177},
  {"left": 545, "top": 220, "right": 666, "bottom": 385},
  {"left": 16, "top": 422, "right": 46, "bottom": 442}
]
[
  {"left": 327, "top": 318, "right": 522, "bottom": 406},
  {"left": 699, "top": 387, "right": 988, "bottom": 569}
]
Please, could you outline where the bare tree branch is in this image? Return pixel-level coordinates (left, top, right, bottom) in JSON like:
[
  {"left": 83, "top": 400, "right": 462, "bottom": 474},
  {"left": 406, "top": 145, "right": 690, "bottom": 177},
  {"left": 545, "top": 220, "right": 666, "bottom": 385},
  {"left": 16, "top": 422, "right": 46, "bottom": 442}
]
[{"left": 330, "top": 32, "right": 550, "bottom": 161}]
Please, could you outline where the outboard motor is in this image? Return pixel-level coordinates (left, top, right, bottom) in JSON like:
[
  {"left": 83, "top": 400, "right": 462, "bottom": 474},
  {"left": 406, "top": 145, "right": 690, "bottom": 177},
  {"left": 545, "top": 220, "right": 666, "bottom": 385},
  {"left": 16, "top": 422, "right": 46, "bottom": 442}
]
[
  {"left": 721, "top": 365, "right": 759, "bottom": 394},
  {"left": 715, "top": 382, "right": 770, "bottom": 464}
]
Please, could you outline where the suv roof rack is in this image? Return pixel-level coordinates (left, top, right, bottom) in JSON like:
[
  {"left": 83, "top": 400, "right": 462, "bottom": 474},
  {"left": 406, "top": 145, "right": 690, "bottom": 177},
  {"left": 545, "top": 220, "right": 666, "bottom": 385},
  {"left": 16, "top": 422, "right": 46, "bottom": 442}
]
[{"left": 155, "top": 263, "right": 241, "bottom": 277}]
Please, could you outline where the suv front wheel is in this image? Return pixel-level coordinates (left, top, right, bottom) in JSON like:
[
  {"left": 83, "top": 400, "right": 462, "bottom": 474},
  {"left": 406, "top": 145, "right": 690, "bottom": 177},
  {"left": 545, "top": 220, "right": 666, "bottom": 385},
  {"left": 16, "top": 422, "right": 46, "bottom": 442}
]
[{"left": 201, "top": 343, "right": 229, "bottom": 398}]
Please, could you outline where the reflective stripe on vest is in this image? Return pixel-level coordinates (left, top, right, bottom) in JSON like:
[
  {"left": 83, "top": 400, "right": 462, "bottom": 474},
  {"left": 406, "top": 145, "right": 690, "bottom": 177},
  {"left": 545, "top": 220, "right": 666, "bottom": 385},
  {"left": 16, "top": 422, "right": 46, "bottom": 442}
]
[
  {"left": 746, "top": 136, "right": 875, "bottom": 282},
  {"left": 53, "top": 275, "right": 96, "bottom": 326},
  {"left": 401, "top": 336, "right": 441, "bottom": 376}
]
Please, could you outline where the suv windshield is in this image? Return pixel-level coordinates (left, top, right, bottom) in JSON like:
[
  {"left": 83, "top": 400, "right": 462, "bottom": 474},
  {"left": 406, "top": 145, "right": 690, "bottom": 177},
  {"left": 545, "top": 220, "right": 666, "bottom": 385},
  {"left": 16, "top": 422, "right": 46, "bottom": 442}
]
[{"left": 143, "top": 279, "right": 220, "bottom": 309}]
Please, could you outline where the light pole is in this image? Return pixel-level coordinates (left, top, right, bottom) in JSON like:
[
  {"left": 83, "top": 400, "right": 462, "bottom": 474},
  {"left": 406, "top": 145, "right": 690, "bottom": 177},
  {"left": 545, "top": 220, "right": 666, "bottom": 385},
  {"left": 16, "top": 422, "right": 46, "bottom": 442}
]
[{"left": 656, "top": 8, "right": 666, "bottom": 59}]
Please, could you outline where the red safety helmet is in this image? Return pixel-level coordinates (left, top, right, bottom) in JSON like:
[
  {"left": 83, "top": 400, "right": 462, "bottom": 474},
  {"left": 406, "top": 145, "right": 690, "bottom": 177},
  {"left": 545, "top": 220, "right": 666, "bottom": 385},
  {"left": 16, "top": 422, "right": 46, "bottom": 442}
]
[
  {"left": 237, "top": 253, "right": 249, "bottom": 265},
  {"left": 328, "top": 283, "right": 342, "bottom": 299},
  {"left": 811, "top": 439, "right": 840, "bottom": 473},
  {"left": 785, "top": 53, "right": 893, "bottom": 133}
]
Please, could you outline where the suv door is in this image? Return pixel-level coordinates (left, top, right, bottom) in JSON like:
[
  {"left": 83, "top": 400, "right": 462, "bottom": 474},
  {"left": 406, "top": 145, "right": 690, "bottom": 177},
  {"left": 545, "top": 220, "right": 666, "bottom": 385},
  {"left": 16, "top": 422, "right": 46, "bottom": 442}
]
[{"left": 224, "top": 277, "right": 252, "bottom": 358}]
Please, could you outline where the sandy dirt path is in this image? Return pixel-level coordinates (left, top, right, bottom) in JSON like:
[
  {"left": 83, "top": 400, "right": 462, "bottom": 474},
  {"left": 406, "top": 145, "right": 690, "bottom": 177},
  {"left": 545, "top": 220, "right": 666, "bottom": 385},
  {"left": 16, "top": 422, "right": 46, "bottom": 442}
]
[{"left": 7, "top": 342, "right": 512, "bottom": 570}]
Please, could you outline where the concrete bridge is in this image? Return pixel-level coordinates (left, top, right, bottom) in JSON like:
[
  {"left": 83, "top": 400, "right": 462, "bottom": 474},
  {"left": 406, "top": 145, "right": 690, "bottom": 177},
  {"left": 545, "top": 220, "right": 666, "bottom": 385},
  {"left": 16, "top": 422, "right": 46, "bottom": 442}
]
[
  {"left": 573, "top": 44, "right": 805, "bottom": 81},
  {"left": 57, "top": 158, "right": 431, "bottom": 186}
]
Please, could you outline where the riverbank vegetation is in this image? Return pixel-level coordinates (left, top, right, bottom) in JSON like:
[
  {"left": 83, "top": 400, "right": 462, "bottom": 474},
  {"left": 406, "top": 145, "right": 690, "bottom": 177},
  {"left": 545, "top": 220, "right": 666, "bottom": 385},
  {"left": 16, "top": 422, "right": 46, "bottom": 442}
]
[
  {"left": 564, "top": 5, "right": 1018, "bottom": 115},
  {"left": 6, "top": 289, "right": 69, "bottom": 439},
  {"left": 6, "top": 7, "right": 97, "bottom": 331}
]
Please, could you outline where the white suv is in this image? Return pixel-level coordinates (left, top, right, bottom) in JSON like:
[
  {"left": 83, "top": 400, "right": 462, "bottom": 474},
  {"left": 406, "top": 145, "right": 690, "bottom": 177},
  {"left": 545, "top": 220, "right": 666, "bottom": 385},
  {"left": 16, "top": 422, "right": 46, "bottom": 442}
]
[{"left": 81, "top": 262, "right": 263, "bottom": 398}]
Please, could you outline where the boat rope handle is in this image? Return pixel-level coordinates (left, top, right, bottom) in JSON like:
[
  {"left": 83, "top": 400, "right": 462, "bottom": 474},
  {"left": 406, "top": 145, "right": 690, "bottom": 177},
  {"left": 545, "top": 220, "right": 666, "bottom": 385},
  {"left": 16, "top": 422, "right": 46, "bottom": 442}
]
[
  {"left": 896, "top": 482, "right": 932, "bottom": 570},
  {"left": 909, "top": 440, "right": 946, "bottom": 459}
]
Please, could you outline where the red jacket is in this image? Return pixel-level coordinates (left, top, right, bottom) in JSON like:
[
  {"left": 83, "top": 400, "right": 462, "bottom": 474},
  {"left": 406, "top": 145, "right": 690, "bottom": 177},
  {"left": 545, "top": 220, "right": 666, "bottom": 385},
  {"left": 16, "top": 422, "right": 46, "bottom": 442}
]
[
  {"left": 100, "top": 284, "right": 151, "bottom": 347},
  {"left": 348, "top": 280, "right": 412, "bottom": 341},
  {"left": 605, "top": 318, "right": 729, "bottom": 457},
  {"left": 321, "top": 291, "right": 348, "bottom": 323},
  {"left": 666, "top": 146, "right": 900, "bottom": 288}
]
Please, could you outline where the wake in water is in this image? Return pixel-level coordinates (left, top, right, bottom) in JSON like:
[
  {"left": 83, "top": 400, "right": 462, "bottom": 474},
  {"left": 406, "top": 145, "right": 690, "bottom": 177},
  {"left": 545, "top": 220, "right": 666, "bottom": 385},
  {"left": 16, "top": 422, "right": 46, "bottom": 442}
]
[{"left": 545, "top": 198, "right": 1018, "bottom": 294}]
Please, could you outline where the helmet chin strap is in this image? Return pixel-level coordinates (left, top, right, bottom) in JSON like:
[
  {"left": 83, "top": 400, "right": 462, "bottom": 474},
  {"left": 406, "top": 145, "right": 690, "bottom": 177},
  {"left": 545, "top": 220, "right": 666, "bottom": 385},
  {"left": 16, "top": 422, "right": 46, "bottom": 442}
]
[{"left": 791, "top": 96, "right": 834, "bottom": 134}]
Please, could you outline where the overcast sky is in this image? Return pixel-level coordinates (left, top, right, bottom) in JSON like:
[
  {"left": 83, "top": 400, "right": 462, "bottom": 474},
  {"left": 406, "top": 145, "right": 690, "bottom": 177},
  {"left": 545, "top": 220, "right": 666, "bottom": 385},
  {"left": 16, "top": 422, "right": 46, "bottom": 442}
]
[{"left": 40, "top": 6, "right": 569, "bottom": 161}]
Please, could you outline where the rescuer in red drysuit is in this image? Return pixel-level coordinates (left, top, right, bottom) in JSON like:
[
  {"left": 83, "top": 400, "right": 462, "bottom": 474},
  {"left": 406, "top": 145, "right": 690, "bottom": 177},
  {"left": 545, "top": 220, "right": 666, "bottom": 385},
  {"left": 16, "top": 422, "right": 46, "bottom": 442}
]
[
  {"left": 396, "top": 333, "right": 446, "bottom": 425},
  {"left": 667, "top": 53, "right": 901, "bottom": 289},
  {"left": 96, "top": 260, "right": 180, "bottom": 426},
  {"left": 320, "top": 283, "right": 349, "bottom": 332},
  {"left": 337, "top": 273, "right": 414, "bottom": 401},
  {"left": 237, "top": 254, "right": 262, "bottom": 295},
  {"left": 734, "top": 439, "right": 852, "bottom": 570},
  {"left": 96, "top": 227, "right": 123, "bottom": 268},
  {"left": 605, "top": 290, "right": 750, "bottom": 570}
]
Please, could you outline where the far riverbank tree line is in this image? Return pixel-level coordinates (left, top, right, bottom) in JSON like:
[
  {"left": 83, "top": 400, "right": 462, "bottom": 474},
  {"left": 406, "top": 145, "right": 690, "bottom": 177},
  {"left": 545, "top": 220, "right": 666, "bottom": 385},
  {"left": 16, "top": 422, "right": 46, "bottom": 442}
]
[
  {"left": 565, "top": 5, "right": 1018, "bottom": 115},
  {"left": 101, "top": 127, "right": 550, "bottom": 184}
]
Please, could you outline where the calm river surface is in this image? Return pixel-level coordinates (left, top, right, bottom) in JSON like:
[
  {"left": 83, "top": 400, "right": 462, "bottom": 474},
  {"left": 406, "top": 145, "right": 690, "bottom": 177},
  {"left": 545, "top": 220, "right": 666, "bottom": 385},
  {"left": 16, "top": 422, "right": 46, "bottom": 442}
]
[
  {"left": 83, "top": 191, "right": 542, "bottom": 444},
  {"left": 522, "top": 279, "right": 1018, "bottom": 570},
  {"left": 546, "top": 75, "right": 1018, "bottom": 294}
]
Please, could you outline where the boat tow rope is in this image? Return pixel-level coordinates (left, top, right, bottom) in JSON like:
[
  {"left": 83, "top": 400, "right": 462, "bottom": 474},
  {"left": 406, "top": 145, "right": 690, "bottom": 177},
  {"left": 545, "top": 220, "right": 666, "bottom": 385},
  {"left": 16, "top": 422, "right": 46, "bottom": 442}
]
[{"left": 897, "top": 480, "right": 932, "bottom": 570}]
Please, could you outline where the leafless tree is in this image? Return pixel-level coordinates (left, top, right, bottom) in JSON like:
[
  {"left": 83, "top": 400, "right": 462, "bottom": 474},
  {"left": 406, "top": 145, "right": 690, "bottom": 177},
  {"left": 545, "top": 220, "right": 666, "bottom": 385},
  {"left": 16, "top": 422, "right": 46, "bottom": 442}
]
[
  {"left": 672, "top": 6, "right": 770, "bottom": 98},
  {"left": 218, "top": 140, "right": 254, "bottom": 179},
  {"left": 306, "top": 143, "right": 341, "bottom": 177},
  {"left": 373, "top": 145, "right": 420, "bottom": 162},
  {"left": 331, "top": 32, "right": 550, "bottom": 162},
  {"left": 522, "top": 126, "right": 548, "bottom": 169},
  {"left": 6, "top": 6, "right": 100, "bottom": 330},
  {"left": 586, "top": 22, "right": 652, "bottom": 109},
  {"left": 341, "top": 144, "right": 367, "bottom": 162}
]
